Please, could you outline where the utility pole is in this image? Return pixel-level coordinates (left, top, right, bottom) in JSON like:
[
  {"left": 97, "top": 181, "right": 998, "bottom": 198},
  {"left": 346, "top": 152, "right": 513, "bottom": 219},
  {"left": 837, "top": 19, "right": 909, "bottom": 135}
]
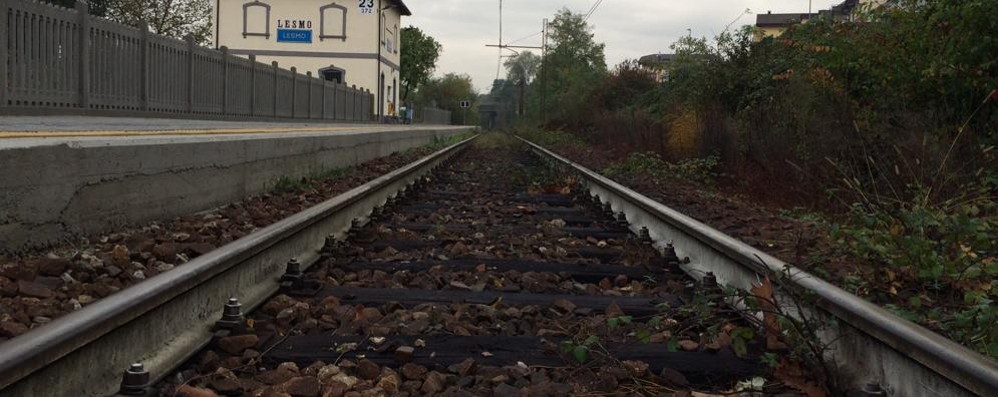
[
  {"left": 541, "top": 18, "right": 547, "bottom": 123},
  {"left": 496, "top": 0, "right": 503, "bottom": 80},
  {"left": 485, "top": 5, "right": 546, "bottom": 123}
]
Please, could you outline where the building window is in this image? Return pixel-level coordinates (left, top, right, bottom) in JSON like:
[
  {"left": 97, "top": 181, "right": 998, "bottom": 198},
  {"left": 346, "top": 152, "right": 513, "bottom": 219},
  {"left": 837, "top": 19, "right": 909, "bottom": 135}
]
[
  {"left": 319, "top": 2, "right": 347, "bottom": 41},
  {"left": 242, "top": 1, "right": 271, "bottom": 38},
  {"left": 393, "top": 25, "right": 398, "bottom": 54},
  {"left": 320, "top": 66, "right": 346, "bottom": 84},
  {"left": 381, "top": 14, "right": 388, "bottom": 46}
]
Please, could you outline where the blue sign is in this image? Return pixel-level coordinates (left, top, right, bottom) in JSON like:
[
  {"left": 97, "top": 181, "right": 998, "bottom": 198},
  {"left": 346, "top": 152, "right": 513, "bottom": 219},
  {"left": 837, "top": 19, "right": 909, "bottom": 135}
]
[{"left": 277, "top": 29, "right": 312, "bottom": 43}]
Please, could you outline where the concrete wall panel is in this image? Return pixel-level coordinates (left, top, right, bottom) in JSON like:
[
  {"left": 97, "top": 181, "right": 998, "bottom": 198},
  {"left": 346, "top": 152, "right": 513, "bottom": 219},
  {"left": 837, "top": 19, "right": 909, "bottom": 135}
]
[{"left": 0, "top": 127, "right": 468, "bottom": 252}]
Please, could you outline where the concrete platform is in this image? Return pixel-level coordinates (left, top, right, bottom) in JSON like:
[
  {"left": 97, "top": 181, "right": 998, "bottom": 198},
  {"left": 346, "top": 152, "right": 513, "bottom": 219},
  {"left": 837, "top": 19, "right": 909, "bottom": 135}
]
[{"left": 0, "top": 116, "right": 472, "bottom": 252}]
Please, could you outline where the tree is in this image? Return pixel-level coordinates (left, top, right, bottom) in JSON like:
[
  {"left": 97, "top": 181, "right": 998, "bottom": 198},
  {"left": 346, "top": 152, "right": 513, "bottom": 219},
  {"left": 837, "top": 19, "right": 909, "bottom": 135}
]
[
  {"left": 545, "top": 9, "right": 606, "bottom": 74},
  {"left": 44, "top": 0, "right": 108, "bottom": 16},
  {"left": 107, "top": 0, "right": 213, "bottom": 45},
  {"left": 400, "top": 27, "right": 442, "bottom": 102},
  {"left": 42, "top": 0, "right": 211, "bottom": 44},
  {"left": 504, "top": 52, "right": 541, "bottom": 85},
  {"left": 412, "top": 73, "right": 479, "bottom": 125},
  {"left": 535, "top": 8, "right": 608, "bottom": 123}
]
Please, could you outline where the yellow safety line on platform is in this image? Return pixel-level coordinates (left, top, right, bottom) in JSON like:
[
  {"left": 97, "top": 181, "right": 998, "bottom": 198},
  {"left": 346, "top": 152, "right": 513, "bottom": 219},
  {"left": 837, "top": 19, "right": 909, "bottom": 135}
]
[{"left": 0, "top": 126, "right": 361, "bottom": 139}]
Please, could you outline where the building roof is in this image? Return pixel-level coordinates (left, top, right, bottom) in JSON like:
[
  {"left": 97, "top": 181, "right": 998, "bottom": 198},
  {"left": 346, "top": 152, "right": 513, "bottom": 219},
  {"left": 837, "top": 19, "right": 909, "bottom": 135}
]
[
  {"left": 390, "top": 0, "right": 412, "bottom": 16},
  {"left": 639, "top": 53, "right": 676, "bottom": 63},
  {"left": 755, "top": 12, "right": 815, "bottom": 28},
  {"left": 638, "top": 53, "right": 676, "bottom": 67}
]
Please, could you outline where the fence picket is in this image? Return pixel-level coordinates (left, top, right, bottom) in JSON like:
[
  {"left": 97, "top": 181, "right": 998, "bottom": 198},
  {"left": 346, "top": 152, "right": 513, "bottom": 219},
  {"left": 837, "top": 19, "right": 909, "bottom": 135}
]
[{"left": 1, "top": 0, "right": 372, "bottom": 120}]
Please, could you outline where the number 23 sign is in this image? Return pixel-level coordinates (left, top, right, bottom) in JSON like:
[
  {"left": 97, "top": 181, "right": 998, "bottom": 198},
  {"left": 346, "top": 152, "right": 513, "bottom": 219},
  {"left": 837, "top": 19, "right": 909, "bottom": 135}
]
[{"left": 358, "top": 0, "right": 374, "bottom": 14}]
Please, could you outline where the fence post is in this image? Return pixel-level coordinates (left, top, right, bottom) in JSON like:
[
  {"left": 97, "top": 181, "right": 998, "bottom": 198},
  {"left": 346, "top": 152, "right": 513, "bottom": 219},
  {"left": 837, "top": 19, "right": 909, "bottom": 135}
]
[
  {"left": 139, "top": 21, "right": 149, "bottom": 110},
  {"left": 290, "top": 66, "right": 297, "bottom": 118},
  {"left": 186, "top": 34, "right": 195, "bottom": 113},
  {"left": 351, "top": 85, "right": 357, "bottom": 121},
  {"left": 76, "top": 1, "right": 90, "bottom": 109},
  {"left": 221, "top": 46, "right": 229, "bottom": 114},
  {"left": 272, "top": 61, "right": 278, "bottom": 117},
  {"left": 321, "top": 79, "right": 327, "bottom": 119},
  {"left": 0, "top": 0, "right": 8, "bottom": 107},
  {"left": 249, "top": 54, "right": 257, "bottom": 116},
  {"left": 306, "top": 71, "right": 312, "bottom": 119}
]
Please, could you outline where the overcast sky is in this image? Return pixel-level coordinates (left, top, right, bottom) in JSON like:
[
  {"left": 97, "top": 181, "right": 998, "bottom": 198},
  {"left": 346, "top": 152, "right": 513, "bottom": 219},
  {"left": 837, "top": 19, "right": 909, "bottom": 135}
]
[{"left": 404, "top": 0, "right": 840, "bottom": 92}]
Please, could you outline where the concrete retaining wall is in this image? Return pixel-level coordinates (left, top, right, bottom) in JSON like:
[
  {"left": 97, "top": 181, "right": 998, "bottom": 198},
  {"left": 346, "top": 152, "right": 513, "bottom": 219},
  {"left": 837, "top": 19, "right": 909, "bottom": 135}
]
[{"left": 0, "top": 127, "right": 470, "bottom": 252}]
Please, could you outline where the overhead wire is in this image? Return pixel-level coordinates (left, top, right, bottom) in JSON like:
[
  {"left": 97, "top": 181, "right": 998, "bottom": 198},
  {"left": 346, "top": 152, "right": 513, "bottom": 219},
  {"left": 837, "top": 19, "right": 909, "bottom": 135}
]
[
  {"left": 583, "top": 0, "right": 604, "bottom": 22},
  {"left": 507, "top": 30, "right": 542, "bottom": 45}
]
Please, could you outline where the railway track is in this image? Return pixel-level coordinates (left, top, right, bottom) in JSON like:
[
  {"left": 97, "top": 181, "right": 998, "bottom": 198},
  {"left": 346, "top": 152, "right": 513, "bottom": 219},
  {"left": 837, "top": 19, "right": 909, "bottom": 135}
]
[{"left": 0, "top": 133, "right": 996, "bottom": 396}]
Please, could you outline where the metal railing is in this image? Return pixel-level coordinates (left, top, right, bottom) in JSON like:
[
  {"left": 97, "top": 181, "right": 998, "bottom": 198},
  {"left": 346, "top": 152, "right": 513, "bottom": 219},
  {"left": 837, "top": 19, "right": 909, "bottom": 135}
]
[{"left": 0, "top": 0, "right": 374, "bottom": 121}]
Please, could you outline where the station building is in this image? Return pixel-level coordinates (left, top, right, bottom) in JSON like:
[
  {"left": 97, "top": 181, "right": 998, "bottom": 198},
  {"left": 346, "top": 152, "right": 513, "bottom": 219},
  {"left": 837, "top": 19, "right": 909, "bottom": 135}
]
[{"left": 211, "top": 0, "right": 411, "bottom": 119}]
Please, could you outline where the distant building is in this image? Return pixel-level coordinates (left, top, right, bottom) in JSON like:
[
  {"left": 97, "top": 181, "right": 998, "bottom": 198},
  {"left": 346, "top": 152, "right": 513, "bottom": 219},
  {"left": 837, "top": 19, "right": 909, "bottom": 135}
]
[
  {"left": 753, "top": 0, "right": 895, "bottom": 41},
  {"left": 754, "top": 11, "right": 815, "bottom": 41},
  {"left": 637, "top": 53, "right": 676, "bottom": 82},
  {"left": 211, "top": 0, "right": 411, "bottom": 119}
]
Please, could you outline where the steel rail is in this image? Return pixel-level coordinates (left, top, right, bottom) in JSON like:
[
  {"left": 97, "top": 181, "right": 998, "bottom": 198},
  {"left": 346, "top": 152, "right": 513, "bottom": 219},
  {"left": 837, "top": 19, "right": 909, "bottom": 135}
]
[
  {"left": 519, "top": 136, "right": 998, "bottom": 397},
  {"left": 0, "top": 135, "right": 478, "bottom": 397}
]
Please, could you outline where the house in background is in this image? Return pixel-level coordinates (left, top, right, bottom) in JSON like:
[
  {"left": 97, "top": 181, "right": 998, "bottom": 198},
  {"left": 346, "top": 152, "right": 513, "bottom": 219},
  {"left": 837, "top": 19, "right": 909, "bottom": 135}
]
[
  {"left": 638, "top": 53, "right": 676, "bottom": 83},
  {"left": 212, "top": 0, "right": 411, "bottom": 120},
  {"left": 753, "top": 0, "right": 896, "bottom": 41},
  {"left": 753, "top": 11, "right": 815, "bottom": 42}
]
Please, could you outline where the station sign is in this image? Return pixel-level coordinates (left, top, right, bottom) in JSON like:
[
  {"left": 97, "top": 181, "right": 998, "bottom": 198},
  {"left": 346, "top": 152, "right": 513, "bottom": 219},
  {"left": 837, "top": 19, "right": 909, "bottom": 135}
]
[
  {"left": 276, "top": 19, "right": 313, "bottom": 43},
  {"left": 277, "top": 28, "right": 312, "bottom": 43}
]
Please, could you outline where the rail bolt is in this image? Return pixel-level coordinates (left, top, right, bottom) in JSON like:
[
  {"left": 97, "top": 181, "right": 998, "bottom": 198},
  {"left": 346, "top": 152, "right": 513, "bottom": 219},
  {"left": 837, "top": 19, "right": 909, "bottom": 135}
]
[
  {"left": 663, "top": 243, "right": 679, "bottom": 259},
  {"left": 280, "top": 258, "right": 306, "bottom": 291},
  {"left": 702, "top": 272, "right": 718, "bottom": 288},
  {"left": 323, "top": 234, "right": 337, "bottom": 251},
  {"left": 214, "top": 297, "right": 245, "bottom": 330},
  {"left": 350, "top": 219, "right": 365, "bottom": 231},
  {"left": 222, "top": 298, "right": 243, "bottom": 322},
  {"left": 639, "top": 227, "right": 652, "bottom": 243},
  {"left": 117, "top": 362, "right": 150, "bottom": 396},
  {"left": 284, "top": 258, "right": 303, "bottom": 278},
  {"left": 615, "top": 211, "right": 627, "bottom": 223},
  {"left": 860, "top": 383, "right": 885, "bottom": 396}
]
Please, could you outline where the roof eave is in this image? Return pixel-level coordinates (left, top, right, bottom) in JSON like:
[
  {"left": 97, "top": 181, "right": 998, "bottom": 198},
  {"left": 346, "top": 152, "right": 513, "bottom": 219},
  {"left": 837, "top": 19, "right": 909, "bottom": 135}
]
[{"left": 392, "top": 0, "right": 412, "bottom": 16}]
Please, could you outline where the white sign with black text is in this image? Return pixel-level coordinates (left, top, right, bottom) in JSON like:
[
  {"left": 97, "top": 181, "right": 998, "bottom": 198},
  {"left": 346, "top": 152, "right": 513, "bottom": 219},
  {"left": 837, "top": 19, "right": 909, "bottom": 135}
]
[{"left": 358, "top": 0, "right": 374, "bottom": 15}]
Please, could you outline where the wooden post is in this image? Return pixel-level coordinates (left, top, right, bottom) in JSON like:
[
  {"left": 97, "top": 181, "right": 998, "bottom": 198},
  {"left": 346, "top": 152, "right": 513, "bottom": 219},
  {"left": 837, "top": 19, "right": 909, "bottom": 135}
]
[
  {"left": 220, "top": 46, "right": 229, "bottom": 114},
  {"left": 290, "top": 66, "right": 297, "bottom": 118},
  {"left": 139, "top": 21, "right": 149, "bottom": 110},
  {"left": 272, "top": 61, "right": 278, "bottom": 117},
  {"left": 186, "top": 34, "right": 195, "bottom": 113},
  {"left": 76, "top": 1, "right": 90, "bottom": 109},
  {"left": 249, "top": 54, "right": 257, "bottom": 116},
  {"left": 0, "top": 0, "right": 9, "bottom": 107}
]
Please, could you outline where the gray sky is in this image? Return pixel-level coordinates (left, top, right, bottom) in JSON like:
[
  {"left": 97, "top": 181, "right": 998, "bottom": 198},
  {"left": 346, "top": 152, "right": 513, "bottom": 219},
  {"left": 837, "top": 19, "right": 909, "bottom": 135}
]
[{"left": 404, "top": 0, "right": 839, "bottom": 92}]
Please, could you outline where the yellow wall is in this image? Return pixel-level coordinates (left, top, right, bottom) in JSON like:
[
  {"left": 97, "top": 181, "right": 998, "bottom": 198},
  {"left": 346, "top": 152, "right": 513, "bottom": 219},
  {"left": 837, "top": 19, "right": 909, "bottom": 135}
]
[
  {"left": 753, "top": 26, "right": 787, "bottom": 42},
  {"left": 212, "top": 0, "right": 404, "bottom": 115}
]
